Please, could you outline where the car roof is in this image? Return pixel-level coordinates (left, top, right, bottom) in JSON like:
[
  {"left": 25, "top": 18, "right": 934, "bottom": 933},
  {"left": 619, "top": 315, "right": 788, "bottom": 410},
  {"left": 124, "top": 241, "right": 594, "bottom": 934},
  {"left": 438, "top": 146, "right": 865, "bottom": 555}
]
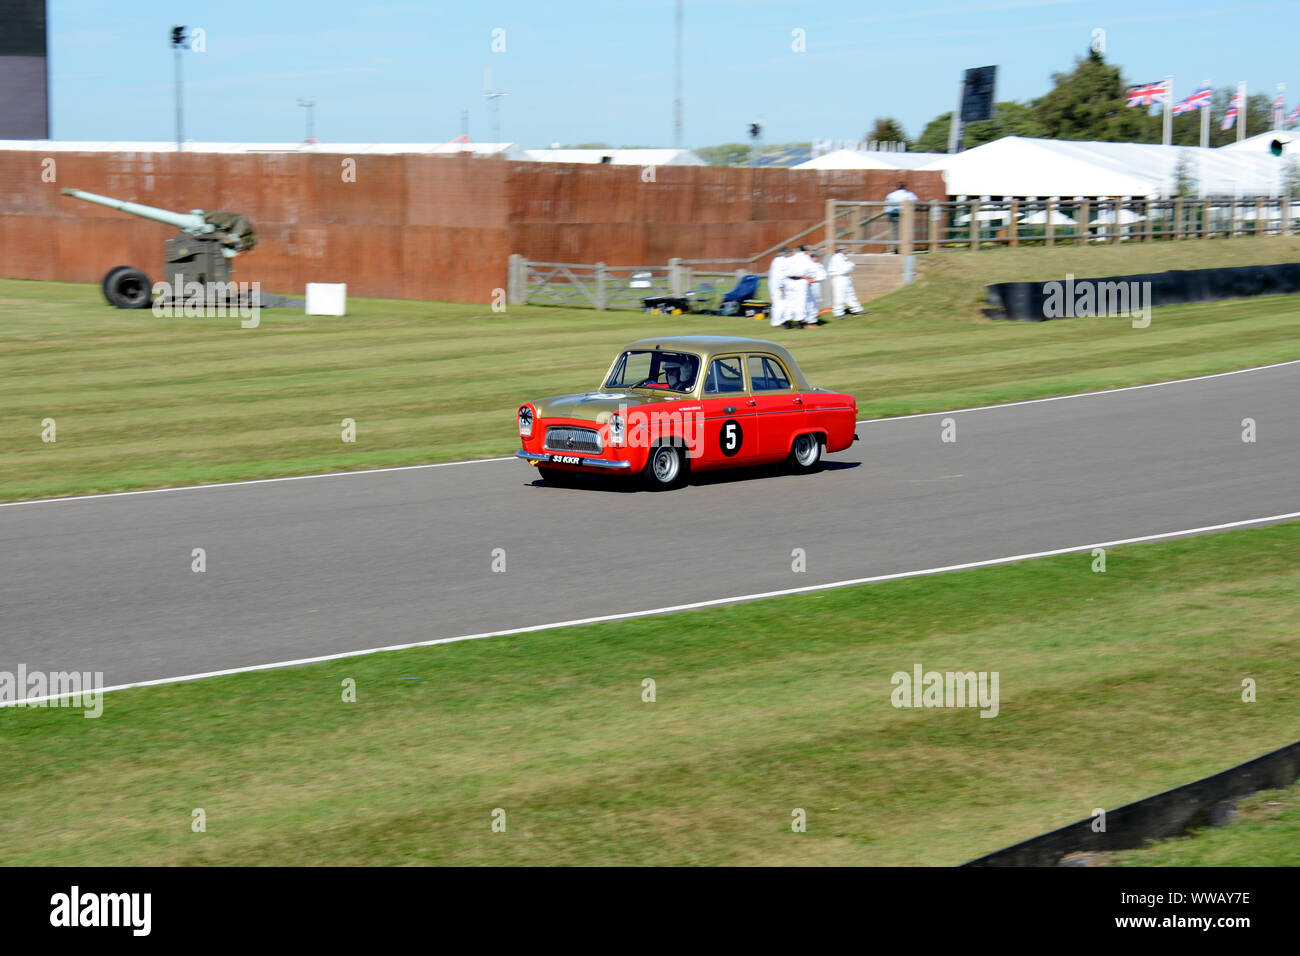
[{"left": 619, "top": 335, "right": 809, "bottom": 389}]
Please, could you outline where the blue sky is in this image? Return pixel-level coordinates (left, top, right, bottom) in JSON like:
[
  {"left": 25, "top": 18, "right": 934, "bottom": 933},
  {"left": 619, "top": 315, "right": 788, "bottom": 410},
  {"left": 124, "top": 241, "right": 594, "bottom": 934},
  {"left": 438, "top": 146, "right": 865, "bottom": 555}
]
[{"left": 45, "top": 0, "right": 1300, "bottom": 146}]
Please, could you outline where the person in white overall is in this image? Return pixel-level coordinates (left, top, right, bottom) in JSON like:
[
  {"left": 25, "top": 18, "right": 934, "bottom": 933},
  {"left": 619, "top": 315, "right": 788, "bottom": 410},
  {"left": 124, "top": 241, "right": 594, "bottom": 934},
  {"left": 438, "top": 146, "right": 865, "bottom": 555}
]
[
  {"left": 768, "top": 247, "right": 791, "bottom": 328},
  {"left": 828, "top": 246, "right": 864, "bottom": 317}
]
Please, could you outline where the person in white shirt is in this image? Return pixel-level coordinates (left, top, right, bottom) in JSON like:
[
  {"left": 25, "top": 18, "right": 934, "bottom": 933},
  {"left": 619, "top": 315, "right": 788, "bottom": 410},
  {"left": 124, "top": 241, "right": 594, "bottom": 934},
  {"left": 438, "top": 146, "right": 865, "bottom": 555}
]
[
  {"left": 782, "top": 245, "right": 815, "bottom": 329},
  {"left": 827, "top": 246, "right": 863, "bottom": 318},
  {"left": 767, "top": 247, "right": 791, "bottom": 328},
  {"left": 884, "top": 182, "right": 919, "bottom": 254},
  {"left": 803, "top": 252, "right": 827, "bottom": 325}
]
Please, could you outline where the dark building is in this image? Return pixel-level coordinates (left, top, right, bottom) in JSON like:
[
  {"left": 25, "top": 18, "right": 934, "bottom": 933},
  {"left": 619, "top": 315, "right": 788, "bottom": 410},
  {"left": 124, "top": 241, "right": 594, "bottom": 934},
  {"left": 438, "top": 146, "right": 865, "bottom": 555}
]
[{"left": 0, "top": 0, "right": 49, "bottom": 139}]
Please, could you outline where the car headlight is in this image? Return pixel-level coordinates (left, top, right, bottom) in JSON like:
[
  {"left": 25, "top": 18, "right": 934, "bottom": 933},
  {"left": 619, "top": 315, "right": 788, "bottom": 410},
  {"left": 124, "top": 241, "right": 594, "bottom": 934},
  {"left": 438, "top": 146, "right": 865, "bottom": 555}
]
[
  {"left": 608, "top": 413, "right": 625, "bottom": 446},
  {"left": 518, "top": 405, "right": 534, "bottom": 438}
]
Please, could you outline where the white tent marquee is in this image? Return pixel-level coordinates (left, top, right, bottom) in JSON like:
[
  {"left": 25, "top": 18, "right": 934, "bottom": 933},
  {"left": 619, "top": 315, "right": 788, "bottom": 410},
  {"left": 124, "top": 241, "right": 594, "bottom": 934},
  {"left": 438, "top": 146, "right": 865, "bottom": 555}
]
[
  {"left": 1219, "top": 130, "right": 1300, "bottom": 154},
  {"left": 791, "top": 149, "right": 948, "bottom": 171},
  {"left": 919, "top": 136, "right": 1289, "bottom": 199}
]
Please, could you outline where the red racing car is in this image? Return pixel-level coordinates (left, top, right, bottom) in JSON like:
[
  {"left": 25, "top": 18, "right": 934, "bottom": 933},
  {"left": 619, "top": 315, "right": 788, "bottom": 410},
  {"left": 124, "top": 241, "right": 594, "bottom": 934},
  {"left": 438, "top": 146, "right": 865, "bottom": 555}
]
[{"left": 516, "top": 335, "right": 858, "bottom": 489}]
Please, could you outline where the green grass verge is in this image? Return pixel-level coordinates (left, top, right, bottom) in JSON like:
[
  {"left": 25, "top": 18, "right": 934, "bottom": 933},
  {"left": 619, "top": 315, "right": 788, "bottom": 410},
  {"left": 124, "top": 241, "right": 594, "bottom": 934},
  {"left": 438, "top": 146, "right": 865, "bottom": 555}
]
[
  {"left": 1094, "top": 780, "right": 1300, "bottom": 866},
  {"left": 882, "top": 233, "right": 1300, "bottom": 322},
  {"left": 2, "top": 234, "right": 1299, "bottom": 501},
  {"left": 2, "top": 520, "right": 1296, "bottom": 866}
]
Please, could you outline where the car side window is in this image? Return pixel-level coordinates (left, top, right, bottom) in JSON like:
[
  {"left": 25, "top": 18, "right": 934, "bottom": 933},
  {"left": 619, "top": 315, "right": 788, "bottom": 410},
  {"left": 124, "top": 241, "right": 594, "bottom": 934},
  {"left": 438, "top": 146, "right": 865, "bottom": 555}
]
[
  {"left": 747, "top": 355, "right": 792, "bottom": 391},
  {"left": 703, "top": 356, "right": 745, "bottom": 394}
]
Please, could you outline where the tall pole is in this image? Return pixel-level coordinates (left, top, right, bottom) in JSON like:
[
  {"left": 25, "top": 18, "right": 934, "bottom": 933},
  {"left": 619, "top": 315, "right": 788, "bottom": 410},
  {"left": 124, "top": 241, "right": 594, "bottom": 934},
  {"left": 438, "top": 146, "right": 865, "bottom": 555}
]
[
  {"left": 947, "top": 75, "right": 963, "bottom": 153},
  {"left": 484, "top": 69, "right": 506, "bottom": 145},
  {"left": 1275, "top": 82, "right": 1286, "bottom": 130},
  {"left": 673, "top": 0, "right": 683, "bottom": 147},
  {"left": 1238, "top": 80, "right": 1248, "bottom": 143},
  {"left": 1162, "top": 75, "right": 1172, "bottom": 146},
  {"left": 172, "top": 27, "right": 185, "bottom": 151},
  {"left": 1200, "top": 79, "right": 1210, "bottom": 149}
]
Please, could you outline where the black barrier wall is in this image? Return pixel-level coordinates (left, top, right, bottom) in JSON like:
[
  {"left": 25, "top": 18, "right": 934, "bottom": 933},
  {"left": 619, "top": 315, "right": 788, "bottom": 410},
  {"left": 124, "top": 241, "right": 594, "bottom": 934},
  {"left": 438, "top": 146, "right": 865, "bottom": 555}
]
[
  {"left": 987, "top": 263, "right": 1300, "bottom": 320},
  {"left": 964, "top": 740, "right": 1300, "bottom": 866}
]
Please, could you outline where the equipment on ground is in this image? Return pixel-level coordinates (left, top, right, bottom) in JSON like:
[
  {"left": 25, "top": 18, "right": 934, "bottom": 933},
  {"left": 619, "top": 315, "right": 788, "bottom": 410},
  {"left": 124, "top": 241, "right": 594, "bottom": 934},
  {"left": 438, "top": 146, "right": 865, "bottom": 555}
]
[
  {"left": 61, "top": 188, "right": 261, "bottom": 309},
  {"left": 719, "top": 273, "right": 769, "bottom": 319}
]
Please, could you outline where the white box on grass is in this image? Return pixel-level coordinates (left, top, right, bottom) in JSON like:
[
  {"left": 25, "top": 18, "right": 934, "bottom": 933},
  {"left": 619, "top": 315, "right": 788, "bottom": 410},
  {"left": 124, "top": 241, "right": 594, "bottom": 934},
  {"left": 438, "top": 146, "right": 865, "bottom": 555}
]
[{"left": 306, "top": 283, "right": 347, "bottom": 316}]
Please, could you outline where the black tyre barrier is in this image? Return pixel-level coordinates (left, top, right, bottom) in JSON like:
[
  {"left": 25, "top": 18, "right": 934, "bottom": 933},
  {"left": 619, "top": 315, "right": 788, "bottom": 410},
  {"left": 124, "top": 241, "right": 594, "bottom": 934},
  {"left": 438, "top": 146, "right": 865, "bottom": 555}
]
[
  {"left": 986, "top": 262, "right": 1300, "bottom": 321},
  {"left": 963, "top": 739, "right": 1300, "bottom": 866}
]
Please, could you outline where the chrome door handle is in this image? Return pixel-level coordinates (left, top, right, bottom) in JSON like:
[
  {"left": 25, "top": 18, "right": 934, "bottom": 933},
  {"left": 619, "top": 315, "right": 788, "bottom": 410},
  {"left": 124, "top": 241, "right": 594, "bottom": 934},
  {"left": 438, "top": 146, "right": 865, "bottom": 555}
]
[
  {"left": 745, "top": 399, "right": 756, "bottom": 406},
  {"left": 793, "top": 397, "right": 803, "bottom": 404}
]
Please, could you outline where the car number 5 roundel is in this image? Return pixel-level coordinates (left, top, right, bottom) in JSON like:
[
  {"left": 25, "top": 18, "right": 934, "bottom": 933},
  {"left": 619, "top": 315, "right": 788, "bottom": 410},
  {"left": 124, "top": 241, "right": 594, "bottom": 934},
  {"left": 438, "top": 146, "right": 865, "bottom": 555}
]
[{"left": 720, "top": 419, "right": 744, "bottom": 457}]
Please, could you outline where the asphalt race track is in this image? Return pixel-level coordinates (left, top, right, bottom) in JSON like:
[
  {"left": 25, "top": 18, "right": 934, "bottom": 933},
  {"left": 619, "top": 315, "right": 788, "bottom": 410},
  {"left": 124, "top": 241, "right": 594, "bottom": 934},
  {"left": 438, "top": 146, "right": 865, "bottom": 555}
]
[{"left": 3, "top": 362, "right": 1298, "bottom": 693}]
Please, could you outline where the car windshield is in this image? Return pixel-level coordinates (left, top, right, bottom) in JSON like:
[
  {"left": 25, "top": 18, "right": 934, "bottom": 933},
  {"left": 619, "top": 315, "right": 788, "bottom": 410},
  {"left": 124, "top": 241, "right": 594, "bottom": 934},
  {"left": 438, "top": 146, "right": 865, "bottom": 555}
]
[{"left": 604, "top": 350, "right": 700, "bottom": 393}]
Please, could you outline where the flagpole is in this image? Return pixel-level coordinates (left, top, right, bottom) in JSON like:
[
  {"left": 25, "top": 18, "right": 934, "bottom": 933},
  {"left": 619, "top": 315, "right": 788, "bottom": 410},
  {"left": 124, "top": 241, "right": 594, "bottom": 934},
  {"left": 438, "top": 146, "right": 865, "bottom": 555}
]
[
  {"left": 1163, "top": 75, "right": 1173, "bottom": 145},
  {"left": 1201, "top": 89, "right": 1209, "bottom": 148},
  {"left": 1238, "top": 80, "right": 1248, "bottom": 142},
  {"left": 1276, "top": 82, "right": 1286, "bottom": 130}
]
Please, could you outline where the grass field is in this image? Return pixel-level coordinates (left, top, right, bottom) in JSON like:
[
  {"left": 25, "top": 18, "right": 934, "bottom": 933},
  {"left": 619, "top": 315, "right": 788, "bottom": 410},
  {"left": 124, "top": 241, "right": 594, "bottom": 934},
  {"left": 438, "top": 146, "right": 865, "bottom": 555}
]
[
  {"left": 3, "top": 234, "right": 1300, "bottom": 502},
  {"left": 884, "top": 233, "right": 1300, "bottom": 322},
  {"left": 2, "top": 520, "right": 1296, "bottom": 866},
  {"left": 4, "top": 237, "right": 1297, "bottom": 867},
  {"left": 1103, "top": 780, "right": 1300, "bottom": 866}
]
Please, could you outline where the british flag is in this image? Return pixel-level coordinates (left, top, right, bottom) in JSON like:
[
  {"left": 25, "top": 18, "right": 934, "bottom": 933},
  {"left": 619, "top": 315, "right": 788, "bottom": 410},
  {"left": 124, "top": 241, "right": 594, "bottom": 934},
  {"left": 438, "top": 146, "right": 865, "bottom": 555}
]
[
  {"left": 1126, "top": 80, "right": 1170, "bottom": 107},
  {"left": 1222, "top": 90, "right": 1242, "bottom": 130},
  {"left": 1287, "top": 105, "right": 1300, "bottom": 129},
  {"left": 1172, "top": 86, "right": 1212, "bottom": 116}
]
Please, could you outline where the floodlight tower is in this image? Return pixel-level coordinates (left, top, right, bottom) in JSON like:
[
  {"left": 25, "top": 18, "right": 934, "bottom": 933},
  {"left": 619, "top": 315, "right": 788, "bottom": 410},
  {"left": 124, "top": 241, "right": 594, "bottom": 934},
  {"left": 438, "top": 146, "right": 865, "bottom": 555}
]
[
  {"left": 484, "top": 69, "right": 507, "bottom": 146},
  {"left": 170, "top": 26, "right": 187, "bottom": 151}
]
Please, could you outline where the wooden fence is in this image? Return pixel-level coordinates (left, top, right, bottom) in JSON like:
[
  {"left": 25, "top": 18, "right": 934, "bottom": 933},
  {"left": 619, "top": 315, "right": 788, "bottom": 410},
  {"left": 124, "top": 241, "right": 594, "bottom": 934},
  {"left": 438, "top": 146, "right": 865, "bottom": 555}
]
[{"left": 829, "top": 197, "right": 1300, "bottom": 255}]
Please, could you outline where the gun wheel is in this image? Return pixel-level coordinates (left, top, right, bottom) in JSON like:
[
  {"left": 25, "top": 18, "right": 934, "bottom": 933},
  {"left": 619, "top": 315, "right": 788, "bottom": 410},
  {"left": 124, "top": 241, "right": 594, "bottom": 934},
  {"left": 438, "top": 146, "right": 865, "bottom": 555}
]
[{"left": 104, "top": 267, "right": 153, "bottom": 310}]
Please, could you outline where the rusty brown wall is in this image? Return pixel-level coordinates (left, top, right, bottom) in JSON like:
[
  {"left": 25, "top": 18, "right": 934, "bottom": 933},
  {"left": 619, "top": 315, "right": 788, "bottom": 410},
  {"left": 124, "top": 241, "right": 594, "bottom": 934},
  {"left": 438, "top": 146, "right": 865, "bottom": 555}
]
[
  {"left": 0, "top": 150, "right": 942, "bottom": 303},
  {"left": 505, "top": 164, "right": 945, "bottom": 267},
  {"left": 0, "top": 151, "right": 510, "bottom": 303}
]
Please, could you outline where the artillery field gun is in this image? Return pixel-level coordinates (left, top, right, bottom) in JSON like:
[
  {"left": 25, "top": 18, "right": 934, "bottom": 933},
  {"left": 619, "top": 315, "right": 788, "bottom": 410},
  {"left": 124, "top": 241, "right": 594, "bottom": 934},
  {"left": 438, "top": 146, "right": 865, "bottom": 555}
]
[{"left": 61, "top": 188, "right": 276, "bottom": 309}]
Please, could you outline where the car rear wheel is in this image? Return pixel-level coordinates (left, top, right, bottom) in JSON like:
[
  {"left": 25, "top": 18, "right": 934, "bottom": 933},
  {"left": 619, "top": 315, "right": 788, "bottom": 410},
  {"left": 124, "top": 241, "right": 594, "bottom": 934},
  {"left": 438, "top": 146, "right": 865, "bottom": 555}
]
[
  {"left": 788, "top": 433, "right": 824, "bottom": 473},
  {"left": 642, "top": 443, "right": 686, "bottom": 490}
]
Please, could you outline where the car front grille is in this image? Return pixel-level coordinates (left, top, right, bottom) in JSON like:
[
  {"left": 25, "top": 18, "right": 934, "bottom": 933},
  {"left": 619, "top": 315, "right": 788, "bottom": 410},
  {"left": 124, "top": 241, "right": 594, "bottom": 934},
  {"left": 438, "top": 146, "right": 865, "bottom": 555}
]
[{"left": 544, "top": 425, "right": 603, "bottom": 454}]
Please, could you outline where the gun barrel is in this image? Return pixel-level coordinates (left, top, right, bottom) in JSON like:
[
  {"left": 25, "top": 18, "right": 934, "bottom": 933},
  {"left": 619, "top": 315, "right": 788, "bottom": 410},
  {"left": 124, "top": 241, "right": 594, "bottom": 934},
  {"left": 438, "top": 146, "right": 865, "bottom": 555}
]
[{"left": 61, "top": 188, "right": 212, "bottom": 235}]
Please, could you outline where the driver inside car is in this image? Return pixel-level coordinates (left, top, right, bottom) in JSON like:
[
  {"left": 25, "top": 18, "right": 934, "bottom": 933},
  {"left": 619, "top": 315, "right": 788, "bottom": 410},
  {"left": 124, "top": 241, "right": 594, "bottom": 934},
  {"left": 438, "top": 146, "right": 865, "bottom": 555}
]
[{"left": 662, "top": 356, "right": 696, "bottom": 391}]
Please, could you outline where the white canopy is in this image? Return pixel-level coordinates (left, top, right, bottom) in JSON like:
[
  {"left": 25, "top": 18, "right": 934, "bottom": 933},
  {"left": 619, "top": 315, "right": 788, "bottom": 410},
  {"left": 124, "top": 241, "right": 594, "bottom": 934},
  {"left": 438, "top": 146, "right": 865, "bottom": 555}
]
[
  {"left": 792, "top": 149, "right": 948, "bottom": 170},
  {"left": 1018, "top": 208, "right": 1075, "bottom": 225},
  {"left": 920, "top": 136, "right": 1289, "bottom": 198},
  {"left": 955, "top": 209, "right": 1010, "bottom": 224},
  {"left": 1090, "top": 208, "right": 1146, "bottom": 225},
  {"left": 1218, "top": 130, "right": 1300, "bottom": 153}
]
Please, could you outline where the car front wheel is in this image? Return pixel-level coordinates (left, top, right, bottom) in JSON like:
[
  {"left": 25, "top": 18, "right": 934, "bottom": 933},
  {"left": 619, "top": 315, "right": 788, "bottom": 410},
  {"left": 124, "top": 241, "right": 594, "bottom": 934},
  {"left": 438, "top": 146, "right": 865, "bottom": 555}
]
[
  {"left": 788, "top": 433, "right": 823, "bottom": 473},
  {"left": 642, "top": 443, "right": 686, "bottom": 490}
]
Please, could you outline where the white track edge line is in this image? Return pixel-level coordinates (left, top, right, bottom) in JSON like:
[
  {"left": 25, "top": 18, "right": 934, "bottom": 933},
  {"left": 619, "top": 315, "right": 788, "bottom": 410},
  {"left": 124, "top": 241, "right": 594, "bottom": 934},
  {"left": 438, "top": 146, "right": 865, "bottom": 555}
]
[
  {"left": 3, "top": 358, "right": 1297, "bottom": 510},
  {"left": 5, "top": 509, "right": 1298, "bottom": 707},
  {"left": 853, "top": 357, "right": 1300, "bottom": 424},
  {"left": 0, "top": 457, "right": 515, "bottom": 509}
]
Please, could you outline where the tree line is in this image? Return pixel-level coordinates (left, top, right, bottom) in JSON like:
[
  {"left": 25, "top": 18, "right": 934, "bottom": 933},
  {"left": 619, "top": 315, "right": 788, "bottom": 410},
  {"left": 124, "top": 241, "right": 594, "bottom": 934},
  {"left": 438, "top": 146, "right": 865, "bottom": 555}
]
[{"left": 694, "top": 50, "right": 1284, "bottom": 164}]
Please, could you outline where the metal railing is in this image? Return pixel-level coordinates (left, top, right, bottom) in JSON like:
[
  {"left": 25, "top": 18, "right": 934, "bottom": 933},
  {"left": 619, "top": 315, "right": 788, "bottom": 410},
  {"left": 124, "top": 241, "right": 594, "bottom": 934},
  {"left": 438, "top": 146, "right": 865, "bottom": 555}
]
[
  {"left": 510, "top": 257, "right": 681, "bottom": 310},
  {"left": 827, "top": 197, "right": 1300, "bottom": 255}
]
